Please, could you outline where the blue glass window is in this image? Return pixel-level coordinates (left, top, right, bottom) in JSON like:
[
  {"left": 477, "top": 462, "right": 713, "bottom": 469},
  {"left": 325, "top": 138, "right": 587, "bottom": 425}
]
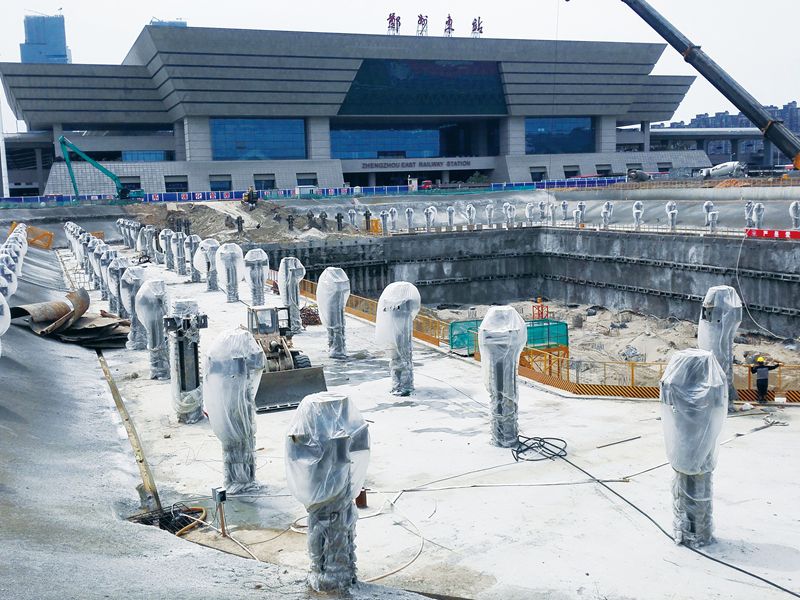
[
  {"left": 525, "top": 118, "right": 595, "bottom": 155},
  {"left": 332, "top": 124, "right": 439, "bottom": 159},
  {"left": 122, "top": 151, "right": 172, "bottom": 162},
  {"left": 331, "top": 120, "right": 498, "bottom": 159},
  {"left": 209, "top": 177, "right": 232, "bottom": 192},
  {"left": 339, "top": 59, "right": 507, "bottom": 116},
  {"left": 210, "top": 118, "right": 306, "bottom": 161}
]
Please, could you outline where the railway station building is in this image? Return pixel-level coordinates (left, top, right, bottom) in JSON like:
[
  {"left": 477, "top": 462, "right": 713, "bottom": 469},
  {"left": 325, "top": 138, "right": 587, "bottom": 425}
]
[{"left": 0, "top": 26, "right": 711, "bottom": 196}]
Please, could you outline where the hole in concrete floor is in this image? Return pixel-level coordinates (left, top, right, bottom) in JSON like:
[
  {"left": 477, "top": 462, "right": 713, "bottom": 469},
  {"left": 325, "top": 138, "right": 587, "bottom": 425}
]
[{"left": 128, "top": 503, "right": 206, "bottom": 536}]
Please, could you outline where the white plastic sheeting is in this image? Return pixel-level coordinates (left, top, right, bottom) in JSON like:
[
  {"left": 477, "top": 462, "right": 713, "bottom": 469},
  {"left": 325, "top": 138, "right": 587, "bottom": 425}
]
[
  {"left": 660, "top": 348, "right": 726, "bottom": 547},
  {"left": 661, "top": 349, "right": 727, "bottom": 474},
  {"left": 185, "top": 234, "right": 202, "bottom": 282},
  {"left": 204, "top": 329, "right": 266, "bottom": 493},
  {"left": 698, "top": 286, "right": 742, "bottom": 412},
  {"left": 375, "top": 281, "right": 421, "bottom": 396},
  {"left": 465, "top": 204, "right": 476, "bottom": 225},
  {"left": 285, "top": 392, "right": 370, "bottom": 593},
  {"left": 108, "top": 257, "right": 130, "bottom": 317},
  {"left": 136, "top": 279, "right": 170, "bottom": 380},
  {"left": 317, "top": 267, "right": 350, "bottom": 359},
  {"left": 171, "top": 231, "right": 187, "bottom": 275},
  {"left": 193, "top": 238, "right": 220, "bottom": 291},
  {"left": 169, "top": 299, "right": 205, "bottom": 424},
  {"left": 215, "top": 243, "right": 245, "bottom": 303},
  {"left": 0, "top": 291, "right": 9, "bottom": 358},
  {"left": 159, "top": 229, "right": 175, "bottom": 269},
  {"left": 405, "top": 207, "right": 414, "bottom": 231},
  {"left": 244, "top": 248, "right": 269, "bottom": 306},
  {"left": 478, "top": 306, "right": 527, "bottom": 447},
  {"left": 120, "top": 266, "right": 147, "bottom": 350},
  {"left": 278, "top": 256, "right": 306, "bottom": 334}
]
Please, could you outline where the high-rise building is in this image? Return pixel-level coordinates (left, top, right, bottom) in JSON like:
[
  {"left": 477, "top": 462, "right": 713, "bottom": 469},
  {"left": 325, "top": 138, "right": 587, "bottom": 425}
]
[{"left": 20, "top": 15, "right": 71, "bottom": 64}]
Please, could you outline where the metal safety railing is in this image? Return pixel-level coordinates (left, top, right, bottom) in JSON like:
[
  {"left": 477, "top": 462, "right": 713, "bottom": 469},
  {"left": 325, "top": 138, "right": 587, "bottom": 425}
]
[
  {"left": 517, "top": 347, "right": 800, "bottom": 402},
  {"left": 270, "top": 271, "right": 799, "bottom": 402}
]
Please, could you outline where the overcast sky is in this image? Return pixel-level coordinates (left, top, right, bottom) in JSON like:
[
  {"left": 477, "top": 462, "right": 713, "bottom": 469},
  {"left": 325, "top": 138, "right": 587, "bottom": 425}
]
[{"left": 1, "top": 0, "right": 798, "bottom": 132}]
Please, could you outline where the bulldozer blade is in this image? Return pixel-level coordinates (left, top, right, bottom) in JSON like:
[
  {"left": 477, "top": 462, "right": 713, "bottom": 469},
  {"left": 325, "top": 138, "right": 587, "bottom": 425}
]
[{"left": 254, "top": 366, "right": 327, "bottom": 412}]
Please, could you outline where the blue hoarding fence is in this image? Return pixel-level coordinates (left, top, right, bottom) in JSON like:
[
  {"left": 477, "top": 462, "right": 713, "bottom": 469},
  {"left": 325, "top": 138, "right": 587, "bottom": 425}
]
[{"left": 0, "top": 176, "right": 627, "bottom": 207}]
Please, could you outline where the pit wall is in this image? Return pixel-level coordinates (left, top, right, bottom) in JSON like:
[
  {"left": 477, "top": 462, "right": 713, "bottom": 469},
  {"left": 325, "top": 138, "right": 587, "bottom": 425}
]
[{"left": 255, "top": 228, "right": 800, "bottom": 338}]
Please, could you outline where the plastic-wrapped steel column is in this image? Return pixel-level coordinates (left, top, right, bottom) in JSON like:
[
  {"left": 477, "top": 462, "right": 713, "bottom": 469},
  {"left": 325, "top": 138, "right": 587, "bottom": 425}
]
[
  {"left": 561, "top": 200, "right": 569, "bottom": 221},
  {"left": 478, "top": 306, "right": 527, "bottom": 447},
  {"left": 0, "top": 291, "right": 10, "bottom": 358},
  {"left": 703, "top": 201, "right": 714, "bottom": 227},
  {"left": 633, "top": 200, "right": 644, "bottom": 231},
  {"left": 573, "top": 209, "right": 581, "bottom": 228},
  {"left": 790, "top": 201, "right": 800, "bottom": 229},
  {"left": 660, "top": 349, "right": 726, "bottom": 548},
  {"left": 215, "top": 243, "right": 245, "bottom": 303},
  {"left": 185, "top": 235, "right": 202, "bottom": 282},
  {"left": 166, "top": 299, "right": 208, "bottom": 424},
  {"left": 423, "top": 206, "right": 436, "bottom": 232},
  {"left": 447, "top": 206, "right": 455, "bottom": 228},
  {"left": 136, "top": 279, "right": 170, "bottom": 380},
  {"left": 698, "top": 286, "right": 742, "bottom": 413},
  {"left": 603, "top": 200, "right": 614, "bottom": 219},
  {"left": 536, "top": 200, "right": 545, "bottom": 221},
  {"left": 379, "top": 210, "right": 389, "bottom": 236},
  {"left": 285, "top": 392, "right": 370, "bottom": 593},
  {"left": 347, "top": 208, "right": 357, "bottom": 229},
  {"left": 317, "top": 267, "right": 350, "bottom": 359},
  {"left": 708, "top": 211, "right": 719, "bottom": 232},
  {"left": 91, "top": 242, "right": 107, "bottom": 295},
  {"left": 108, "top": 257, "right": 130, "bottom": 317},
  {"left": 278, "top": 256, "right": 306, "bottom": 333},
  {"left": 745, "top": 201, "right": 755, "bottom": 228},
  {"left": 120, "top": 266, "right": 147, "bottom": 350},
  {"left": 465, "top": 204, "right": 476, "bottom": 226},
  {"left": 601, "top": 209, "right": 610, "bottom": 229},
  {"left": 172, "top": 231, "right": 187, "bottom": 275},
  {"left": 577, "top": 201, "right": 586, "bottom": 223},
  {"left": 85, "top": 237, "right": 99, "bottom": 282},
  {"left": 204, "top": 329, "right": 266, "bottom": 493},
  {"left": 244, "top": 248, "right": 269, "bottom": 306},
  {"left": 668, "top": 209, "right": 678, "bottom": 232},
  {"left": 504, "top": 204, "right": 516, "bottom": 228},
  {"left": 144, "top": 226, "right": 157, "bottom": 262},
  {"left": 195, "top": 238, "right": 220, "bottom": 291},
  {"left": 485, "top": 204, "right": 494, "bottom": 226},
  {"left": 375, "top": 282, "right": 421, "bottom": 396},
  {"left": 388, "top": 207, "right": 398, "bottom": 231},
  {"left": 405, "top": 207, "right": 414, "bottom": 231},
  {"left": 754, "top": 203, "right": 765, "bottom": 229},
  {"left": 159, "top": 229, "right": 175, "bottom": 270},
  {"left": 100, "top": 247, "right": 116, "bottom": 305}
]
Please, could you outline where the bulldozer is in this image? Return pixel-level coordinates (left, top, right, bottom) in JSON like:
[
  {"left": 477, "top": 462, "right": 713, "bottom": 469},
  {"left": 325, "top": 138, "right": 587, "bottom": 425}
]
[{"left": 246, "top": 305, "right": 327, "bottom": 412}]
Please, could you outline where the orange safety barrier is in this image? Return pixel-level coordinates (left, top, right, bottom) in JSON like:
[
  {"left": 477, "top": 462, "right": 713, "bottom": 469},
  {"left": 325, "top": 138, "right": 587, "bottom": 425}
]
[
  {"left": 274, "top": 269, "right": 799, "bottom": 402},
  {"left": 10, "top": 222, "right": 54, "bottom": 250}
]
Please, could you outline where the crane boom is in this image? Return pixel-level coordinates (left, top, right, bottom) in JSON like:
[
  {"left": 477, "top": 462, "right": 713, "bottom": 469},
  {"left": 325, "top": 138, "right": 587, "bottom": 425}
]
[
  {"left": 58, "top": 136, "right": 143, "bottom": 200},
  {"left": 568, "top": 0, "right": 800, "bottom": 169}
]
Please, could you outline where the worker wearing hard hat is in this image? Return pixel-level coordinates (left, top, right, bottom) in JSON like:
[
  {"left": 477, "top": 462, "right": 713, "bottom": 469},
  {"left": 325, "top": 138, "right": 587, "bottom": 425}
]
[{"left": 750, "top": 356, "right": 781, "bottom": 403}]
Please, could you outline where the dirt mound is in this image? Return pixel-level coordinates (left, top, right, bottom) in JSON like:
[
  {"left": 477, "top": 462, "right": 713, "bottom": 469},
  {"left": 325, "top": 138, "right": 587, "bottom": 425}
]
[{"left": 123, "top": 200, "right": 364, "bottom": 244}]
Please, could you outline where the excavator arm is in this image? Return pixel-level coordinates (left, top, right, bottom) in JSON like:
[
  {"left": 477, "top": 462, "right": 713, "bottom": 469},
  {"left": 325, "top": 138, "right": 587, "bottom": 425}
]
[
  {"left": 567, "top": 0, "right": 800, "bottom": 169},
  {"left": 58, "top": 136, "right": 137, "bottom": 199}
]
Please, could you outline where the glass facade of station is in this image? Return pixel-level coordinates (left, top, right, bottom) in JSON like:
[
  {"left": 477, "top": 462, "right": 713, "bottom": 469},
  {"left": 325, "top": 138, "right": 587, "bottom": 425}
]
[
  {"left": 525, "top": 117, "right": 595, "bottom": 155},
  {"left": 210, "top": 118, "right": 306, "bottom": 160},
  {"left": 331, "top": 120, "right": 499, "bottom": 159}
]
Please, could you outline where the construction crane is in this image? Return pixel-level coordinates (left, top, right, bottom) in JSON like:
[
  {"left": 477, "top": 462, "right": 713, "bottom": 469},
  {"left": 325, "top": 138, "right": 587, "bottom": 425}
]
[
  {"left": 566, "top": 0, "right": 800, "bottom": 170},
  {"left": 58, "top": 136, "right": 145, "bottom": 200}
]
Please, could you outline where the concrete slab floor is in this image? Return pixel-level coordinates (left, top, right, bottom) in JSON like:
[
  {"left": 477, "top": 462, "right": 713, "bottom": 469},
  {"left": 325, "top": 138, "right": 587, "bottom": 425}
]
[
  {"left": 66, "top": 243, "right": 799, "bottom": 600},
  {"left": 1, "top": 247, "right": 422, "bottom": 600}
]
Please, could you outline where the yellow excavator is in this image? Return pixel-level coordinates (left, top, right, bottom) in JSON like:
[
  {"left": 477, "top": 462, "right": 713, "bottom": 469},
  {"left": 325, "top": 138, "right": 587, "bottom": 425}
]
[{"left": 246, "top": 305, "right": 327, "bottom": 412}]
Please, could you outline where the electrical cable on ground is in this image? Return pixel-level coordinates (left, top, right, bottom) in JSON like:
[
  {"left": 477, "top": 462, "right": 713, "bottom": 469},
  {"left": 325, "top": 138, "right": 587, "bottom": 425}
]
[
  {"left": 179, "top": 513, "right": 260, "bottom": 561},
  {"left": 534, "top": 443, "right": 800, "bottom": 598}
]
